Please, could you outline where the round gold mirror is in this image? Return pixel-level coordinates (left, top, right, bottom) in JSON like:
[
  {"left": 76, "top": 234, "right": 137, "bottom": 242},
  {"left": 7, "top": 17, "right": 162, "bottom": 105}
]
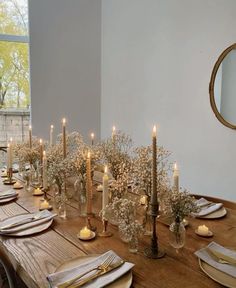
[{"left": 209, "top": 43, "right": 236, "bottom": 129}]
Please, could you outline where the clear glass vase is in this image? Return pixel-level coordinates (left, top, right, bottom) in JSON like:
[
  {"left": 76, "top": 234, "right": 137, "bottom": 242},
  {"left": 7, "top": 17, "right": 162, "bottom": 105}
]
[
  {"left": 143, "top": 202, "right": 153, "bottom": 236},
  {"left": 118, "top": 223, "right": 131, "bottom": 243},
  {"left": 55, "top": 183, "right": 67, "bottom": 219},
  {"left": 31, "top": 162, "right": 41, "bottom": 187},
  {"left": 128, "top": 234, "right": 139, "bottom": 253},
  {"left": 18, "top": 161, "right": 24, "bottom": 177},
  {"left": 74, "top": 176, "right": 87, "bottom": 217},
  {"left": 169, "top": 219, "right": 185, "bottom": 249},
  {"left": 22, "top": 169, "right": 32, "bottom": 192}
]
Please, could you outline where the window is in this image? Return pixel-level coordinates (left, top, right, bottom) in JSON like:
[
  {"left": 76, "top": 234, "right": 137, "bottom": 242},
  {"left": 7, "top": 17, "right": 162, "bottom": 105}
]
[{"left": 0, "top": 0, "right": 30, "bottom": 144}]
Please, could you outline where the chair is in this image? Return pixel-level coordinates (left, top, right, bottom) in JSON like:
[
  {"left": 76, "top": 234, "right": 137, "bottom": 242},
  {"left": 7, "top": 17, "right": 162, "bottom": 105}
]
[{"left": 0, "top": 247, "right": 18, "bottom": 288}]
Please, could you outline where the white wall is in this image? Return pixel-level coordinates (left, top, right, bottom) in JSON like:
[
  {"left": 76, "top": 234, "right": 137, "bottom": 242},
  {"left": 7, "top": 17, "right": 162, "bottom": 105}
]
[
  {"left": 29, "top": 0, "right": 101, "bottom": 141},
  {"left": 101, "top": 0, "right": 236, "bottom": 201}
]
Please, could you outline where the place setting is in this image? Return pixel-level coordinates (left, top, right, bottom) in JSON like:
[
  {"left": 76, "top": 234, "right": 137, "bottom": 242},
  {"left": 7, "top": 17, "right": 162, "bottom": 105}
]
[
  {"left": 193, "top": 197, "right": 227, "bottom": 219},
  {"left": 0, "top": 210, "right": 56, "bottom": 237},
  {"left": 195, "top": 241, "right": 236, "bottom": 288},
  {"left": 47, "top": 250, "right": 134, "bottom": 288},
  {"left": 0, "top": 189, "right": 18, "bottom": 204}
]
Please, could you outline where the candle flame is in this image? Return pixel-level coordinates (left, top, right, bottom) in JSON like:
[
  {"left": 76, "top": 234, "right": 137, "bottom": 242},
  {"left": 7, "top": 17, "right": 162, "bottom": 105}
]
[
  {"left": 7, "top": 143, "right": 10, "bottom": 148},
  {"left": 10, "top": 137, "right": 13, "bottom": 142},
  {"left": 112, "top": 126, "right": 116, "bottom": 132},
  {"left": 91, "top": 132, "right": 94, "bottom": 139},
  {"left": 87, "top": 151, "right": 90, "bottom": 158},
  {"left": 104, "top": 165, "right": 108, "bottom": 174},
  {"left": 50, "top": 124, "right": 54, "bottom": 129},
  {"left": 43, "top": 150, "right": 46, "bottom": 156},
  {"left": 62, "top": 118, "right": 66, "bottom": 125},
  {"left": 29, "top": 125, "right": 32, "bottom": 130},
  {"left": 39, "top": 138, "right": 43, "bottom": 144},
  {"left": 174, "top": 162, "right": 178, "bottom": 170}
]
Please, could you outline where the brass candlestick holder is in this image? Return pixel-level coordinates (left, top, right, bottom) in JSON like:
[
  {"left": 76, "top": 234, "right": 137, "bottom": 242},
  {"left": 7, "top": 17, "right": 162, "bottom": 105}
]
[
  {"left": 87, "top": 217, "right": 97, "bottom": 232},
  {"left": 4, "top": 168, "right": 16, "bottom": 185},
  {"left": 144, "top": 201, "right": 165, "bottom": 259},
  {"left": 98, "top": 219, "right": 113, "bottom": 237},
  {"left": 42, "top": 187, "right": 50, "bottom": 201}
]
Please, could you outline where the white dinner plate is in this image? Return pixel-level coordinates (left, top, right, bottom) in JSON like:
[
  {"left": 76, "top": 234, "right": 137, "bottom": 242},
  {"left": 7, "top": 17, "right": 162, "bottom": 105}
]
[
  {"left": 55, "top": 255, "right": 133, "bottom": 288},
  {"left": 198, "top": 206, "right": 227, "bottom": 219},
  {"left": 199, "top": 258, "right": 236, "bottom": 288},
  {"left": 0, "top": 195, "right": 18, "bottom": 204},
  {"left": 0, "top": 212, "right": 54, "bottom": 237}
]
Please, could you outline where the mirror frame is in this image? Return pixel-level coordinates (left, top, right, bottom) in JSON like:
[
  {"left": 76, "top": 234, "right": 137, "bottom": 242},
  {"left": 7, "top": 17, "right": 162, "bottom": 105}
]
[{"left": 209, "top": 43, "right": 236, "bottom": 129}]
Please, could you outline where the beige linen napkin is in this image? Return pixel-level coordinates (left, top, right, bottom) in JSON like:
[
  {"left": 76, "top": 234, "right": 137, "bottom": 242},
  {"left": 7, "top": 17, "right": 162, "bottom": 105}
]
[
  {"left": 47, "top": 250, "right": 134, "bottom": 288},
  {"left": 195, "top": 197, "right": 211, "bottom": 207},
  {"left": 0, "top": 210, "right": 55, "bottom": 234},
  {"left": 193, "top": 198, "right": 223, "bottom": 217},
  {"left": 195, "top": 242, "right": 236, "bottom": 278}
]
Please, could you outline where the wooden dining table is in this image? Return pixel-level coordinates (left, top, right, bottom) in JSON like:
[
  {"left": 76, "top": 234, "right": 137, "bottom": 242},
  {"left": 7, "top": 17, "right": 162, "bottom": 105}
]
[{"left": 0, "top": 176, "right": 235, "bottom": 288}]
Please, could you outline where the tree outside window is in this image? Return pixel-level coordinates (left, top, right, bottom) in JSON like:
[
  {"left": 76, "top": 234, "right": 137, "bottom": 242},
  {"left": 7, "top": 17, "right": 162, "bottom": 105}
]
[{"left": 0, "top": 0, "right": 29, "bottom": 109}]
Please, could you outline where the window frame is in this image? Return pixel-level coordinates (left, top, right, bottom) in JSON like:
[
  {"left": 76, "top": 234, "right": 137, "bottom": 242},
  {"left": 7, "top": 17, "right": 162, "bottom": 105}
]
[{"left": 0, "top": 34, "right": 28, "bottom": 43}]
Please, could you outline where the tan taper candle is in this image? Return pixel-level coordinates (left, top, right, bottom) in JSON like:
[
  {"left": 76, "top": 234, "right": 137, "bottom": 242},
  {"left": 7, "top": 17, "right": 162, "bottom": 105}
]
[
  {"left": 29, "top": 125, "right": 32, "bottom": 149},
  {"left": 86, "top": 152, "right": 92, "bottom": 215},
  {"left": 62, "top": 118, "right": 66, "bottom": 158},
  {"left": 173, "top": 162, "right": 179, "bottom": 192},
  {"left": 151, "top": 125, "right": 157, "bottom": 206},
  {"left": 39, "top": 139, "right": 43, "bottom": 165},
  {"left": 102, "top": 165, "right": 109, "bottom": 211},
  {"left": 112, "top": 126, "right": 116, "bottom": 143},
  {"left": 50, "top": 125, "right": 54, "bottom": 146},
  {"left": 42, "top": 151, "right": 48, "bottom": 190},
  {"left": 91, "top": 133, "right": 94, "bottom": 146}
]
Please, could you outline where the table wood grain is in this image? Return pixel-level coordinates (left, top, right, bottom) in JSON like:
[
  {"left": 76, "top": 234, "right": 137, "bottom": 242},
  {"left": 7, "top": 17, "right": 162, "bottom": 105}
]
[{"left": 0, "top": 177, "right": 235, "bottom": 288}]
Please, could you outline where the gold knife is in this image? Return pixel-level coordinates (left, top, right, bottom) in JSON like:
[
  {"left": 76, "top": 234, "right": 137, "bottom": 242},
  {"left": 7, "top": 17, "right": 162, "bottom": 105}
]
[
  {"left": 208, "top": 248, "right": 236, "bottom": 265},
  {"left": 69, "top": 260, "right": 125, "bottom": 288}
]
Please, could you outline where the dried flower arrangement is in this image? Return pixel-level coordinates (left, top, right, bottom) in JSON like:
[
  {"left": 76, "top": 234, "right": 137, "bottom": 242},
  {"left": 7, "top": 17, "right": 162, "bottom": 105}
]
[
  {"left": 13, "top": 136, "right": 42, "bottom": 168},
  {"left": 98, "top": 130, "right": 133, "bottom": 180},
  {"left": 163, "top": 189, "right": 199, "bottom": 222},
  {"left": 132, "top": 145, "right": 171, "bottom": 199},
  {"left": 101, "top": 197, "right": 143, "bottom": 242}
]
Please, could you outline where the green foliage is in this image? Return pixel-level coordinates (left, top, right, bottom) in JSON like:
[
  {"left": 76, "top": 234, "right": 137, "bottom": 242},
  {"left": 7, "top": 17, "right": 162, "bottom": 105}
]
[{"left": 0, "top": 0, "right": 29, "bottom": 109}]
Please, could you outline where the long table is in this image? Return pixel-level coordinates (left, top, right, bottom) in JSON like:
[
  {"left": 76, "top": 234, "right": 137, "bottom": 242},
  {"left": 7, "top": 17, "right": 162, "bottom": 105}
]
[{"left": 0, "top": 178, "right": 235, "bottom": 288}]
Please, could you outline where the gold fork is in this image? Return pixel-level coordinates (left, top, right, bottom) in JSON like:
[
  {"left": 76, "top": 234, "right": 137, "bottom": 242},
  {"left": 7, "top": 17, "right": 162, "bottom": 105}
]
[
  {"left": 58, "top": 254, "right": 116, "bottom": 288},
  {"left": 71, "top": 259, "right": 125, "bottom": 288}
]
